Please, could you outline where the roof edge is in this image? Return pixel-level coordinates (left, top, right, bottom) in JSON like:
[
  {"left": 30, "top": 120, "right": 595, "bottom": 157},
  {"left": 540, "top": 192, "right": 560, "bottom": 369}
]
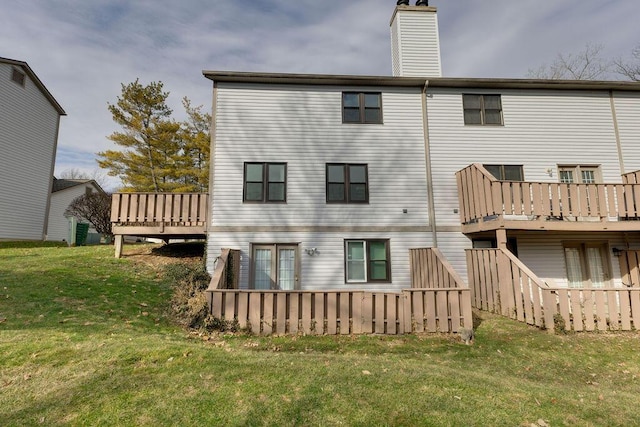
[
  {"left": 202, "top": 70, "right": 640, "bottom": 91},
  {"left": 0, "top": 57, "right": 66, "bottom": 115}
]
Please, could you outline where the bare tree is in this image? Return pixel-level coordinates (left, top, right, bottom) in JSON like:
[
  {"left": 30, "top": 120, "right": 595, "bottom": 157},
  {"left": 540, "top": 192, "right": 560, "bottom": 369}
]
[
  {"left": 64, "top": 192, "right": 113, "bottom": 237},
  {"left": 527, "top": 43, "right": 612, "bottom": 80},
  {"left": 59, "top": 168, "right": 109, "bottom": 189},
  {"left": 613, "top": 45, "right": 640, "bottom": 81}
]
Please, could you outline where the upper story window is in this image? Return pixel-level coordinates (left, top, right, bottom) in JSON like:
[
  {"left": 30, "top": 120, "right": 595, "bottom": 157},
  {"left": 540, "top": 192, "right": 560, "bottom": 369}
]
[
  {"left": 11, "top": 67, "right": 25, "bottom": 87},
  {"left": 326, "top": 163, "right": 369, "bottom": 203},
  {"left": 463, "top": 94, "right": 503, "bottom": 125},
  {"left": 558, "top": 165, "right": 601, "bottom": 184},
  {"left": 483, "top": 164, "right": 524, "bottom": 181},
  {"left": 243, "top": 162, "right": 287, "bottom": 203},
  {"left": 342, "top": 92, "right": 382, "bottom": 124}
]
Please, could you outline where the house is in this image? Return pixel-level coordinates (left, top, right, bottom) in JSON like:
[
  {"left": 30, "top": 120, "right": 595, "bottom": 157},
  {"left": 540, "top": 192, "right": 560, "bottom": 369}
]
[
  {"left": 0, "top": 57, "right": 66, "bottom": 241},
  {"left": 203, "top": 3, "right": 640, "bottom": 293},
  {"left": 47, "top": 178, "right": 105, "bottom": 243},
  {"left": 111, "top": 2, "right": 640, "bottom": 333}
]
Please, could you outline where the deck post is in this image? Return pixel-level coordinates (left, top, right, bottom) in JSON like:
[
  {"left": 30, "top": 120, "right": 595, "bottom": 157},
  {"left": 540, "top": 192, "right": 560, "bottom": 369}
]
[
  {"left": 496, "top": 229, "right": 507, "bottom": 249},
  {"left": 114, "top": 235, "right": 124, "bottom": 258}
]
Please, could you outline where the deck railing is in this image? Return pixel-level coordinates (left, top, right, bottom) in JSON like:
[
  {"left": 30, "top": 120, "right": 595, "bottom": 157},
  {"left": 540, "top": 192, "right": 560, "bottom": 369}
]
[
  {"left": 111, "top": 193, "right": 208, "bottom": 227},
  {"left": 467, "top": 248, "right": 640, "bottom": 332},
  {"left": 410, "top": 248, "right": 467, "bottom": 289},
  {"left": 456, "top": 164, "right": 640, "bottom": 230},
  {"left": 207, "top": 288, "right": 473, "bottom": 335},
  {"left": 620, "top": 250, "right": 640, "bottom": 287},
  {"left": 206, "top": 247, "right": 472, "bottom": 335},
  {"left": 207, "top": 248, "right": 240, "bottom": 291}
]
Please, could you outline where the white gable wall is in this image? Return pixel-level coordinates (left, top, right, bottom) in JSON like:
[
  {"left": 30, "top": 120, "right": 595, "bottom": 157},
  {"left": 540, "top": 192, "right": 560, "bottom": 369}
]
[{"left": 0, "top": 63, "right": 60, "bottom": 240}]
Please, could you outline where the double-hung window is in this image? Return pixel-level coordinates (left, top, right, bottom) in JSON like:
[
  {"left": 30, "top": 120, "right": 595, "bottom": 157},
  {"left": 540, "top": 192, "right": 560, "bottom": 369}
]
[
  {"left": 326, "top": 164, "right": 368, "bottom": 203},
  {"left": 243, "top": 162, "right": 287, "bottom": 202},
  {"left": 345, "top": 240, "right": 390, "bottom": 283},
  {"left": 463, "top": 94, "right": 503, "bottom": 125},
  {"left": 342, "top": 92, "right": 382, "bottom": 124}
]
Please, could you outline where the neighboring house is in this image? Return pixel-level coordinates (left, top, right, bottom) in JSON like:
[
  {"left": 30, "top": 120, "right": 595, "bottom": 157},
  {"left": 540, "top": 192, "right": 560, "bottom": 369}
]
[
  {"left": 0, "top": 57, "right": 66, "bottom": 241},
  {"left": 47, "top": 178, "right": 105, "bottom": 242},
  {"left": 202, "top": 3, "right": 640, "bottom": 293}
]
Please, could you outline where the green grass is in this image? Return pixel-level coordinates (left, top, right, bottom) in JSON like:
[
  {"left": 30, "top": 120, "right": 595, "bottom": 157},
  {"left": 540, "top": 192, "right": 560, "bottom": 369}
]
[{"left": 1, "top": 244, "right": 640, "bottom": 426}]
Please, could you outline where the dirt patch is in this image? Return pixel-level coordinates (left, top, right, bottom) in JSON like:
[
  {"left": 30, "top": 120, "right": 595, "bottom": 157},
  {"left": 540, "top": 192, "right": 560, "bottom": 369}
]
[{"left": 123, "top": 243, "right": 204, "bottom": 269}]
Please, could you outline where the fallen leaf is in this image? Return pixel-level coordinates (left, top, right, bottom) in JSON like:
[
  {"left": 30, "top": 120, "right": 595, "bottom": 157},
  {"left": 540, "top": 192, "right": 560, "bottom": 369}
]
[{"left": 362, "top": 370, "right": 372, "bottom": 375}]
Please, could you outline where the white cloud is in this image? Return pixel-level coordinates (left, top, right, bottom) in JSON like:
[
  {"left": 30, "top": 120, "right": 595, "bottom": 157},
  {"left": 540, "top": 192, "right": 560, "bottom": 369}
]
[{"left": 0, "top": 0, "right": 638, "bottom": 186}]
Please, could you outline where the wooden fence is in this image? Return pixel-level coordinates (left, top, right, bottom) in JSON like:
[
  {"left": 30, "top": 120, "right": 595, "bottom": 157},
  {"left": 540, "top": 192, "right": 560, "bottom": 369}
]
[
  {"left": 622, "top": 170, "right": 640, "bottom": 184},
  {"left": 207, "top": 288, "right": 472, "bottom": 335},
  {"left": 208, "top": 248, "right": 240, "bottom": 290},
  {"left": 206, "top": 247, "right": 473, "bottom": 335},
  {"left": 467, "top": 248, "right": 640, "bottom": 332},
  {"left": 619, "top": 250, "right": 640, "bottom": 287},
  {"left": 456, "top": 163, "right": 640, "bottom": 225},
  {"left": 410, "top": 248, "right": 467, "bottom": 289}
]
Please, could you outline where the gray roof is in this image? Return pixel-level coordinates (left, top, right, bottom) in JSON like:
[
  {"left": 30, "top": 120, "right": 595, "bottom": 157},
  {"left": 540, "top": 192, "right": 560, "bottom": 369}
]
[
  {"left": 203, "top": 70, "right": 640, "bottom": 92},
  {"left": 1, "top": 56, "right": 66, "bottom": 115},
  {"left": 52, "top": 178, "right": 104, "bottom": 194}
]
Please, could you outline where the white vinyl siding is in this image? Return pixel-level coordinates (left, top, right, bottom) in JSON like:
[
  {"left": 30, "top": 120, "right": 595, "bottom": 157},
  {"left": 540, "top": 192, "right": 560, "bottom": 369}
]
[
  {"left": 0, "top": 62, "right": 60, "bottom": 240},
  {"left": 427, "top": 89, "right": 621, "bottom": 227},
  {"left": 390, "top": 8, "right": 442, "bottom": 77},
  {"left": 46, "top": 184, "right": 99, "bottom": 242},
  {"left": 212, "top": 83, "right": 429, "bottom": 228},
  {"left": 612, "top": 92, "right": 640, "bottom": 173},
  {"left": 207, "top": 231, "right": 432, "bottom": 293}
]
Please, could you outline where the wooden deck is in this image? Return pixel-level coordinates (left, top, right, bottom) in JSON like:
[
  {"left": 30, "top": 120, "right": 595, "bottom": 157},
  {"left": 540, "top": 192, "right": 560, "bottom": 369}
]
[
  {"left": 456, "top": 164, "right": 640, "bottom": 233},
  {"left": 110, "top": 193, "right": 208, "bottom": 257}
]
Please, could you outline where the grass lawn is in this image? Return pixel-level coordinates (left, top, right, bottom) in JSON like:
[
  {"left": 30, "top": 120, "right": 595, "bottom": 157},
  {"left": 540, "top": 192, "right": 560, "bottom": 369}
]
[{"left": 1, "top": 243, "right": 640, "bottom": 426}]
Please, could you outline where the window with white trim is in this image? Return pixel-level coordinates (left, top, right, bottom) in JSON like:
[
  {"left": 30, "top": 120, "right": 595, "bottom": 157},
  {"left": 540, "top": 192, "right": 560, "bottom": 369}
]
[
  {"left": 558, "top": 165, "right": 601, "bottom": 184},
  {"left": 345, "top": 239, "right": 390, "bottom": 283}
]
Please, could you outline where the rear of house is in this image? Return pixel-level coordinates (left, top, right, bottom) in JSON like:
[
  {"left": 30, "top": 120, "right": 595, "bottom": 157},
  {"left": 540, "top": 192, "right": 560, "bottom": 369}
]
[
  {"left": 0, "top": 57, "right": 65, "bottom": 241},
  {"left": 205, "top": 76, "right": 433, "bottom": 292}
]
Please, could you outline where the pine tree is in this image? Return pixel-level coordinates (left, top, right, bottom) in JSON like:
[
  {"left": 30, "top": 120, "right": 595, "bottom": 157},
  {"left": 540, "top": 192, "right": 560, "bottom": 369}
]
[{"left": 97, "top": 79, "right": 182, "bottom": 192}]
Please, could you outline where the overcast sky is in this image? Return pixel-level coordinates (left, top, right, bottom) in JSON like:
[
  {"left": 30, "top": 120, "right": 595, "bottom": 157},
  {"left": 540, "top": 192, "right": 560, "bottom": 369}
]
[{"left": 1, "top": 0, "right": 639, "bottom": 190}]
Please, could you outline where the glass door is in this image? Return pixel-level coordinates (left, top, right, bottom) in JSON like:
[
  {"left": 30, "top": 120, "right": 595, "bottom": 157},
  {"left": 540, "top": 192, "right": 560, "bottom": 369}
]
[
  {"left": 563, "top": 243, "right": 610, "bottom": 288},
  {"left": 251, "top": 244, "right": 299, "bottom": 290}
]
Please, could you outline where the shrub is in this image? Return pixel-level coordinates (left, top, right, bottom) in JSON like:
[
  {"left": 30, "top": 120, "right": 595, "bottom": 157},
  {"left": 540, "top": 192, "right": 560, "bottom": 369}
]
[{"left": 166, "top": 262, "right": 241, "bottom": 333}]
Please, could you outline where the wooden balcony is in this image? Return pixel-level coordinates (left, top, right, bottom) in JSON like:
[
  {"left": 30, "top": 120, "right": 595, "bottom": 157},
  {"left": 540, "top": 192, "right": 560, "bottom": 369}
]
[
  {"left": 111, "top": 193, "right": 208, "bottom": 257},
  {"left": 456, "top": 164, "right": 640, "bottom": 233}
]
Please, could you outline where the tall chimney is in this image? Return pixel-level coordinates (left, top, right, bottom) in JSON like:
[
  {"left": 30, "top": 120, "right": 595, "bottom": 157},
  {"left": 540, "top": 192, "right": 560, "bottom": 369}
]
[{"left": 390, "top": 1, "right": 442, "bottom": 77}]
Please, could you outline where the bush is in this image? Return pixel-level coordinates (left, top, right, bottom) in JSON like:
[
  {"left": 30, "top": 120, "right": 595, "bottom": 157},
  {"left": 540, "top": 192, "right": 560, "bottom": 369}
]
[{"left": 166, "top": 262, "right": 240, "bottom": 333}]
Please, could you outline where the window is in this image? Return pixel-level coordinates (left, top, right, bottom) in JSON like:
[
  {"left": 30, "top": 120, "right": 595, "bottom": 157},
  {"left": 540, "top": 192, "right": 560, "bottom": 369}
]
[
  {"left": 463, "top": 94, "right": 503, "bottom": 125},
  {"left": 326, "top": 164, "right": 369, "bottom": 203},
  {"left": 243, "top": 162, "right": 286, "bottom": 203},
  {"left": 345, "top": 240, "right": 390, "bottom": 283},
  {"left": 483, "top": 164, "right": 524, "bottom": 181},
  {"left": 563, "top": 242, "right": 610, "bottom": 288},
  {"left": 558, "top": 165, "right": 601, "bottom": 184},
  {"left": 342, "top": 92, "right": 382, "bottom": 124},
  {"left": 11, "top": 68, "right": 25, "bottom": 87}
]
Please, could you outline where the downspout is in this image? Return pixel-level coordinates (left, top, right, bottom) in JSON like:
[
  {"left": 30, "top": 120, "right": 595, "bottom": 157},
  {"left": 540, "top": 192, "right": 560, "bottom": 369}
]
[
  {"left": 205, "top": 81, "right": 218, "bottom": 272},
  {"left": 421, "top": 80, "right": 438, "bottom": 246},
  {"left": 609, "top": 90, "right": 625, "bottom": 175}
]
